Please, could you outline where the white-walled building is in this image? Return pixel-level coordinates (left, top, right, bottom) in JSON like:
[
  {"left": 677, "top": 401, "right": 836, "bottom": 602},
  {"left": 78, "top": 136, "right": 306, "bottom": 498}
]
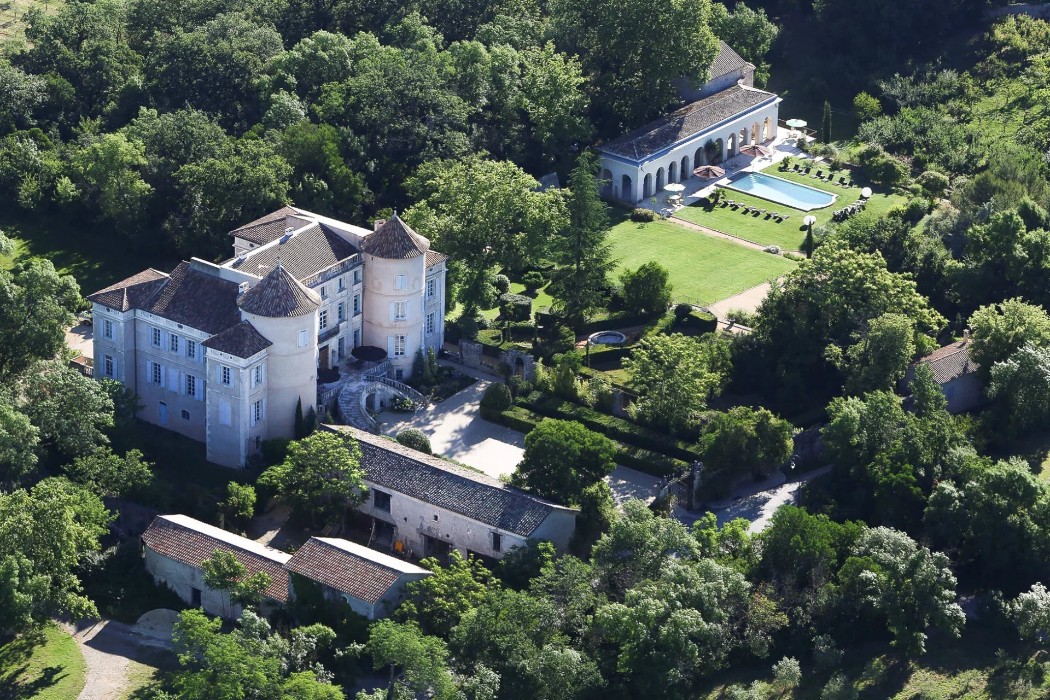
[
  {"left": 141, "top": 516, "right": 431, "bottom": 621},
  {"left": 326, "top": 425, "right": 579, "bottom": 560},
  {"left": 598, "top": 42, "right": 782, "bottom": 203},
  {"left": 285, "top": 537, "right": 431, "bottom": 620},
  {"left": 88, "top": 207, "right": 448, "bottom": 468},
  {"left": 141, "top": 514, "right": 292, "bottom": 619}
]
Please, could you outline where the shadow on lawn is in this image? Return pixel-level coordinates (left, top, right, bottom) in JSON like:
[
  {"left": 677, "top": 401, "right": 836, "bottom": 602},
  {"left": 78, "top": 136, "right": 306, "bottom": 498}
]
[{"left": 0, "top": 632, "right": 67, "bottom": 699}]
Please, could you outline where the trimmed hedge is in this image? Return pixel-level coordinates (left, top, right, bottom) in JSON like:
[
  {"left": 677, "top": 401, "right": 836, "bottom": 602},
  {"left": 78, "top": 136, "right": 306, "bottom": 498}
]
[
  {"left": 580, "top": 312, "right": 660, "bottom": 334},
  {"left": 484, "top": 406, "right": 680, "bottom": 477},
  {"left": 518, "top": 394, "right": 701, "bottom": 463}
]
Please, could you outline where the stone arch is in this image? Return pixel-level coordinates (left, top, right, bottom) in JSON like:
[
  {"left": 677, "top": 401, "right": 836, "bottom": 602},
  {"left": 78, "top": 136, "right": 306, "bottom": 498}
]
[
  {"left": 681, "top": 154, "right": 691, "bottom": 179},
  {"left": 751, "top": 123, "right": 760, "bottom": 143},
  {"left": 695, "top": 146, "right": 706, "bottom": 167},
  {"left": 727, "top": 132, "right": 737, "bottom": 157},
  {"left": 739, "top": 127, "right": 748, "bottom": 147},
  {"left": 764, "top": 116, "right": 772, "bottom": 141},
  {"left": 600, "top": 168, "right": 613, "bottom": 197},
  {"left": 668, "top": 160, "right": 678, "bottom": 183},
  {"left": 500, "top": 348, "right": 535, "bottom": 380},
  {"left": 643, "top": 173, "right": 653, "bottom": 199},
  {"left": 655, "top": 167, "right": 665, "bottom": 192},
  {"left": 621, "top": 174, "right": 633, "bottom": 202}
]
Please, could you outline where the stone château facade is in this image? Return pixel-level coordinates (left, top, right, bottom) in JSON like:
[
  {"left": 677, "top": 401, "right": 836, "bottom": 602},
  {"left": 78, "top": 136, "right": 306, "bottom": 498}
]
[{"left": 88, "top": 206, "right": 447, "bottom": 468}]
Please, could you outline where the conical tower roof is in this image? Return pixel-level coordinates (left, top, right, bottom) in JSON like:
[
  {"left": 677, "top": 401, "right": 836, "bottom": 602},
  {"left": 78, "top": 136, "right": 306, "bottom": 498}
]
[
  {"left": 237, "top": 262, "right": 321, "bottom": 318},
  {"left": 361, "top": 213, "right": 430, "bottom": 259}
]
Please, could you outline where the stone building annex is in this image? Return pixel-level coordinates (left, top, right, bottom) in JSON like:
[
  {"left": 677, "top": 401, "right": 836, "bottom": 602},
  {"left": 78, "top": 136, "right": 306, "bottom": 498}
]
[
  {"left": 598, "top": 42, "right": 783, "bottom": 202},
  {"left": 88, "top": 206, "right": 448, "bottom": 468}
]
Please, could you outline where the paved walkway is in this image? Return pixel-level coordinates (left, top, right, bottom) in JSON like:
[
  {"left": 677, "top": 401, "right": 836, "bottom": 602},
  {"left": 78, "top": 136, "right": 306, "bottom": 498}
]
[
  {"left": 379, "top": 362, "right": 662, "bottom": 504},
  {"left": 708, "top": 281, "right": 774, "bottom": 319},
  {"left": 676, "top": 465, "right": 833, "bottom": 532},
  {"left": 65, "top": 322, "right": 93, "bottom": 359}
]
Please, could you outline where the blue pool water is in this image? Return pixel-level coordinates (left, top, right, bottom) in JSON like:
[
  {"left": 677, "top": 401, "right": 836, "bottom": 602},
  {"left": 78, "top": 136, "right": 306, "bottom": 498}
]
[{"left": 721, "top": 172, "right": 836, "bottom": 211}]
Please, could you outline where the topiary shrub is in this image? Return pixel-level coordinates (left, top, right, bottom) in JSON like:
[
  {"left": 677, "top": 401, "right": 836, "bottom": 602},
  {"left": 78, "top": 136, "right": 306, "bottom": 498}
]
[
  {"left": 630, "top": 208, "right": 659, "bottom": 222},
  {"left": 480, "top": 382, "right": 513, "bottom": 419},
  {"left": 673, "top": 303, "right": 694, "bottom": 321},
  {"left": 499, "top": 293, "right": 533, "bottom": 322},
  {"left": 396, "top": 428, "right": 432, "bottom": 454},
  {"left": 916, "top": 170, "right": 949, "bottom": 198},
  {"left": 493, "top": 274, "right": 511, "bottom": 294},
  {"left": 522, "top": 271, "right": 545, "bottom": 289}
]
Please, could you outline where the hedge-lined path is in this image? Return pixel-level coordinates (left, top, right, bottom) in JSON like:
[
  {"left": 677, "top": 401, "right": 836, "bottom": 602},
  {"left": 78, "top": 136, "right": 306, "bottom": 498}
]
[
  {"left": 707, "top": 281, "right": 776, "bottom": 320},
  {"left": 378, "top": 361, "right": 663, "bottom": 506}
]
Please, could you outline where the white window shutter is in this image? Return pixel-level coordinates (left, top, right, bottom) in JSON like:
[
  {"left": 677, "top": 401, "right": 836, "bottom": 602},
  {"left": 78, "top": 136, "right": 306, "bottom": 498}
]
[
  {"left": 168, "top": 367, "right": 178, "bottom": 391},
  {"left": 387, "top": 336, "right": 394, "bottom": 356},
  {"left": 146, "top": 360, "right": 153, "bottom": 382},
  {"left": 388, "top": 302, "right": 395, "bottom": 321}
]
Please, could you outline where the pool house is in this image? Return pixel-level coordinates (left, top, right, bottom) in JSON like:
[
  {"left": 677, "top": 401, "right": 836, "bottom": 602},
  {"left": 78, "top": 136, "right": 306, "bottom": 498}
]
[{"left": 598, "top": 84, "right": 782, "bottom": 204}]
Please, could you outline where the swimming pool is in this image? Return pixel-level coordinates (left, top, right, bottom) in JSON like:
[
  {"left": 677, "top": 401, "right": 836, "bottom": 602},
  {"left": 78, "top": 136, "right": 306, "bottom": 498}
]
[{"left": 720, "top": 172, "right": 836, "bottom": 211}]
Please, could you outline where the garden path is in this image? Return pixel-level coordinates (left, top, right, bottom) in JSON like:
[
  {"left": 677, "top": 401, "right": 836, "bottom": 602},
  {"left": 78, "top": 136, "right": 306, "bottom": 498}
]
[
  {"left": 708, "top": 281, "right": 775, "bottom": 319},
  {"left": 63, "top": 612, "right": 172, "bottom": 700},
  {"left": 378, "top": 361, "right": 663, "bottom": 504}
]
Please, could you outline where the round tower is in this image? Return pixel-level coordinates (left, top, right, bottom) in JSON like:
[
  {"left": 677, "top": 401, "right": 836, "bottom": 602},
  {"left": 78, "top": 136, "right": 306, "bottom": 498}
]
[
  {"left": 361, "top": 214, "right": 428, "bottom": 379},
  {"left": 238, "top": 263, "right": 321, "bottom": 439}
]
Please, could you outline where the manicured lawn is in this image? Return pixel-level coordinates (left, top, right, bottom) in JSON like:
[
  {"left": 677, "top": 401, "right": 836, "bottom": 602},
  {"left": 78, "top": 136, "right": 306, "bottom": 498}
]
[
  {"left": 0, "top": 209, "right": 176, "bottom": 296},
  {"left": 607, "top": 216, "right": 795, "bottom": 306},
  {"left": 673, "top": 162, "right": 908, "bottom": 251},
  {"left": 0, "top": 625, "right": 87, "bottom": 699}
]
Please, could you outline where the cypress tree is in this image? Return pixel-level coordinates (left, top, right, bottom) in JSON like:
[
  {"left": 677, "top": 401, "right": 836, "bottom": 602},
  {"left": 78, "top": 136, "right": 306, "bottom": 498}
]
[
  {"left": 294, "top": 397, "right": 305, "bottom": 439},
  {"left": 822, "top": 100, "right": 832, "bottom": 144}
]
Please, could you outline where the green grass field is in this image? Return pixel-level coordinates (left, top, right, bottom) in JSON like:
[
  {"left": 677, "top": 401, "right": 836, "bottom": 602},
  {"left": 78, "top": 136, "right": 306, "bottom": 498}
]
[
  {"left": 0, "top": 625, "right": 87, "bottom": 699},
  {"left": 0, "top": 0, "right": 63, "bottom": 53},
  {"left": 607, "top": 216, "right": 795, "bottom": 306},
  {"left": 673, "top": 163, "right": 907, "bottom": 251}
]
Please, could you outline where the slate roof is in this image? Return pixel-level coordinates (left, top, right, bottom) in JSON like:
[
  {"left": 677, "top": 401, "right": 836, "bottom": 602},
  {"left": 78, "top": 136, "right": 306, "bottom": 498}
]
[
  {"left": 145, "top": 263, "right": 244, "bottom": 334},
  {"left": 229, "top": 223, "right": 359, "bottom": 281},
  {"left": 237, "top": 263, "right": 322, "bottom": 318},
  {"left": 142, "top": 514, "right": 291, "bottom": 603},
  {"left": 599, "top": 85, "right": 778, "bottom": 160},
  {"left": 285, "top": 537, "right": 430, "bottom": 604},
  {"left": 425, "top": 250, "right": 448, "bottom": 268},
  {"left": 202, "top": 320, "right": 273, "bottom": 359},
  {"left": 326, "top": 425, "right": 573, "bottom": 537},
  {"left": 361, "top": 215, "right": 429, "bottom": 260},
  {"left": 916, "top": 340, "right": 977, "bottom": 384},
  {"left": 86, "top": 269, "right": 168, "bottom": 312},
  {"left": 231, "top": 206, "right": 313, "bottom": 247},
  {"left": 711, "top": 41, "right": 752, "bottom": 79}
]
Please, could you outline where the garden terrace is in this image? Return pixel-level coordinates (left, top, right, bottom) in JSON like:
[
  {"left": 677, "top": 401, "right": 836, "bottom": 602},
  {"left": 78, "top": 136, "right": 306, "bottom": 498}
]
[
  {"left": 606, "top": 213, "right": 795, "bottom": 306},
  {"left": 673, "top": 161, "right": 908, "bottom": 251}
]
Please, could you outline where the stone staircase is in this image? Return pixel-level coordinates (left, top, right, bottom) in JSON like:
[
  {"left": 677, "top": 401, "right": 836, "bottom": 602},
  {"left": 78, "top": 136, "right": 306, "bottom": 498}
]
[{"left": 335, "top": 361, "right": 428, "bottom": 433}]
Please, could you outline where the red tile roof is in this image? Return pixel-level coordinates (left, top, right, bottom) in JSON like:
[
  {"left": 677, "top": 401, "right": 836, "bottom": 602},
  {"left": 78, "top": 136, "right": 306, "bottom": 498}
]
[
  {"left": 916, "top": 340, "right": 977, "bottom": 384},
  {"left": 285, "top": 537, "right": 429, "bottom": 604},
  {"left": 142, "top": 515, "right": 290, "bottom": 603}
]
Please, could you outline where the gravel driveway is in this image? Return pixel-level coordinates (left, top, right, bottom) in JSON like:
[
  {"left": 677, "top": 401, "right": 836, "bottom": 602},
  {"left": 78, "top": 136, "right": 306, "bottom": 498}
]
[{"left": 64, "top": 611, "right": 174, "bottom": 700}]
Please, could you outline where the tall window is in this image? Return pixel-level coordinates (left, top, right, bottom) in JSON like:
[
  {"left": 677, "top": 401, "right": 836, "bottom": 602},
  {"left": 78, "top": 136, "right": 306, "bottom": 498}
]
[
  {"left": 186, "top": 374, "right": 197, "bottom": 397},
  {"left": 103, "top": 319, "right": 113, "bottom": 339},
  {"left": 169, "top": 334, "right": 179, "bottom": 353},
  {"left": 152, "top": 328, "right": 162, "bottom": 347},
  {"left": 394, "top": 274, "right": 406, "bottom": 290},
  {"left": 373, "top": 490, "right": 391, "bottom": 512},
  {"left": 338, "top": 276, "right": 346, "bottom": 292},
  {"left": 103, "top": 355, "right": 114, "bottom": 377},
  {"left": 187, "top": 339, "right": 197, "bottom": 360},
  {"left": 394, "top": 301, "right": 407, "bottom": 321},
  {"left": 393, "top": 335, "right": 406, "bottom": 357},
  {"left": 353, "top": 269, "right": 361, "bottom": 284},
  {"left": 252, "top": 399, "right": 264, "bottom": 424},
  {"left": 297, "top": 329, "right": 308, "bottom": 347},
  {"left": 426, "top": 312, "right": 436, "bottom": 335},
  {"left": 353, "top": 295, "right": 361, "bottom": 314},
  {"left": 426, "top": 278, "right": 436, "bottom": 299},
  {"left": 492, "top": 532, "right": 502, "bottom": 553},
  {"left": 220, "top": 365, "right": 231, "bottom": 385},
  {"left": 320, "top": 285, "right": 328, "bottom": 300},
  {"left": 337, "top": 302, "right": 345, "bottom": 322},
  {"left": 252, "top": 365, "right": 263, "bottom": 387},
  {"left": 319, "top": 309, "right": 329, "bottom": 331},
  {"left": 151, "top": 362, "right": 162, "bottom": 385}
]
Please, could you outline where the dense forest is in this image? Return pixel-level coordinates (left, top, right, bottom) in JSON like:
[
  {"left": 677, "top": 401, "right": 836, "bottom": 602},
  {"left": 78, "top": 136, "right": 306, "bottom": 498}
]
[{"left": 10, "top": 0, "right": 1050, "bottom": 698}]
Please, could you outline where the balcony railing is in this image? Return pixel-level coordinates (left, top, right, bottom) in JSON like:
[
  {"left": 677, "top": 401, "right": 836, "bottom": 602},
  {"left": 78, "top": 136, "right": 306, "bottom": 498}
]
[{"left": 318, "top": 322, "right": 341, "bottom": 343}]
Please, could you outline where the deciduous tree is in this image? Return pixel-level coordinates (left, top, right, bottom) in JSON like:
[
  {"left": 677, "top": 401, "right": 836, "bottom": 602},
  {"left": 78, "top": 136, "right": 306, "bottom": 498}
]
[{"left": 512, "top": 419, "right": 616, "bottom": 505}]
